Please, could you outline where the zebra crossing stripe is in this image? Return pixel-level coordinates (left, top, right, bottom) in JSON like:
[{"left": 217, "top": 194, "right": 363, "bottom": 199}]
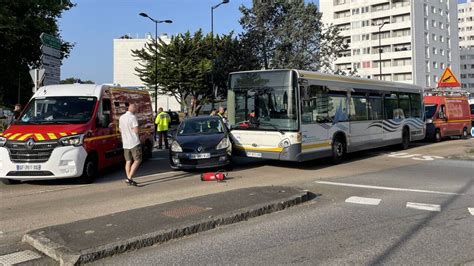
[
  {"left": 345, "top": 196, "right": 381, "bottom": 206},
  {"left": 406, "top": 202, "right": 441, "bottom": 212}
]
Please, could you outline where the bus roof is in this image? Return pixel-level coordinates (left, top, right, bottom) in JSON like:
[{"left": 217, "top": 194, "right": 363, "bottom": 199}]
[{"left": 230, "top": 69, "right": 422, "bottom": 93}]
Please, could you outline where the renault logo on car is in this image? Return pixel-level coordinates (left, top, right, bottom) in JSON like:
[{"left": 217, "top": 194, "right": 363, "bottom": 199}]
[
  {"left": 26, "top": 138, "right": 35, "bottom": 150},
  {"left": 196, "top": 146, "right": 203, "bottom": 153}
]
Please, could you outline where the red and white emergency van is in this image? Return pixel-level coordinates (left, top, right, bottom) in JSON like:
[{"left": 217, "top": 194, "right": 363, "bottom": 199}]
[
  {"left": 424, "top": 94, "right": 472, "bottom": 141},
  {"left": 470, "top": 98, "right": 474, "bottom": 136},
  {"left": 0, "top": 84, "right": 155, "bottom": 184}
]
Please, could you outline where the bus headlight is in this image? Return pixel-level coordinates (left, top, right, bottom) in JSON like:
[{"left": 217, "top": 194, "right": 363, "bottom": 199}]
[
  {"left": 171, "top": 141, "right": 183, "bottom": 152},
  {"left": 59, "top": 134, "right": 84, "bottom": 147},
  {"left": 0, "top": 136, "right": 7, "bottom": 147},
  {"left": 279, "top": 138, "right": 291, "bottom": 148},
  {"left": 216, "top": 138, "right": 230, "bottom": 150}
]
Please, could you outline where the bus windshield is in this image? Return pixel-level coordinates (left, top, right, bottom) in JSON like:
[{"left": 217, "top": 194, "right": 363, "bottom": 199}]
[
  {"left": 425, "top": 104, "right": 437, "bottom": 119},
  {"left": 228, "top": 71, "right": 298, "bottom": 131},
  {"left": 17, "top": 96, "right": 97, "bottom": 125}
]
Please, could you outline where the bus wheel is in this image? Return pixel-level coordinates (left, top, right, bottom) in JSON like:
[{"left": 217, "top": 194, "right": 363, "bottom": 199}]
[
  {"left": 1, "top": 179, "right": 21, "bottom": 185},
  {"left": 78, "top": 156, "right": 98, "bottom": 184},
  {"left": 401, "top": 128, "right": 410, "bottom": 150},
  {"left": 434, "top": 129, "right": 442, "bottom": 142},
  {"left": 462, "top": 127, "right": 469, "bottom": 139},
  {"left": 331, "top": 137, "right": 345, "bottom": 164}
]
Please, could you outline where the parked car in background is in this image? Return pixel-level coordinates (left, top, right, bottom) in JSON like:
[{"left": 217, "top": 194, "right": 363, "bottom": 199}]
[
  {"left": 424, "top": 95, "right": 471, "bottom": 141},
  {"left": 169, "top": 116, "right": 232, "bottom": 170}
]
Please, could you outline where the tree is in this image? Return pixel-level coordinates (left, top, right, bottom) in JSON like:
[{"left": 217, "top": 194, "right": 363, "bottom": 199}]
[
  {"left": 132, "top": 30, "right": 258, "bottom": 116},
  {"left": 0, "top": 0, "right": 75, "bottom": 107},
  {"left": 60, "top": 77, "right": 95, "bottom": 84},
  {"left": 239, "top": 0, "right": 349, "bottom": 73}
]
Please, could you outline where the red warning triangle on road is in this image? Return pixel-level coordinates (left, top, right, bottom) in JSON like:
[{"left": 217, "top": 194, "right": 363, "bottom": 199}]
[{"left": 437, "top": 67, "right": 460, "bottom": 88}]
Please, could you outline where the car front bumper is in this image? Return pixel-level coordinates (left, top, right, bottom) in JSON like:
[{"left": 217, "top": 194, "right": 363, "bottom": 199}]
[{"left": 169, "top": 149, "right": 230, "bottom": 170}]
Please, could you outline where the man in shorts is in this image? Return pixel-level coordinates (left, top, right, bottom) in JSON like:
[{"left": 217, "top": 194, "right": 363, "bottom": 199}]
[{"left": 119, "top": 103, "right": 142, "bottom": 186}]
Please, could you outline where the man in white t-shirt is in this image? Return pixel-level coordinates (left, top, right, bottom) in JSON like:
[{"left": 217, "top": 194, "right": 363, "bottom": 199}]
[{"left": 119, "top": 104, "right": 141, "bottom": 186}]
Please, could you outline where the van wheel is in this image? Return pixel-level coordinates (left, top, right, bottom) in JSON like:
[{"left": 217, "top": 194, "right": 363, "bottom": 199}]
[
  {"left": 1, "top": 179, "right": 21, "bottom": 185},
  {"left": 331, "top": 137, "right": 345, "bottom": 164},
  {"left": 78, "top": 156, "right": 98, "bottom": 184},
  {"left": 434, "top": 129, "right": 442, "bottom": 142},
  {"left": 462, "top": 127, "right": 469, "bottom": 139},
  {"left": 401, "top": 128, "right": 410, "bottom": 150}
]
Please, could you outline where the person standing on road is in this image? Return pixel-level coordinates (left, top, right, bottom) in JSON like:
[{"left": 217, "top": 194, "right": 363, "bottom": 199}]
[
  {"left": 119, "top": 104, "right": 141, "bottom": 186},
  {"left": 217, "top": 106, "right": 228, "bottom": 128},
  {"left": 155, "top": 107, "right": 171, "bottom": 149}
]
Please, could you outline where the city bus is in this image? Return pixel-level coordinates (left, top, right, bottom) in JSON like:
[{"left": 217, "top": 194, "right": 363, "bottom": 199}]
[{"left": 227, "top": 69, "right": 425, "bottom": 162}]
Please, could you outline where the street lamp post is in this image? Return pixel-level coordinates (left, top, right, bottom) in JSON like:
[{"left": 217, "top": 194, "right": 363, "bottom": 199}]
[
  {"left": 139, "top": 12, "right": 172, "bottom": 114},
  {"left": 211, "top": 0, "right": 229, "bottom": 109},
  {"left": 378, "top": 21, "right": 387, "bottom": 81}
]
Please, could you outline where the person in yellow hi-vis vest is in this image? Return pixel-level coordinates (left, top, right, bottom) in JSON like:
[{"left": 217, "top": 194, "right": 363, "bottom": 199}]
[{"left": 155, "top": 107, "right": 171, "bottom": 149}]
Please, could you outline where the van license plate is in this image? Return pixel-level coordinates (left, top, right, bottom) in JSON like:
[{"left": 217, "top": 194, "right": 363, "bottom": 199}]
[
  {"left": 190, "top": 153, "right": 211, "bottom": 159},
  {"left": 16, "top": 165, "right": 41, "bottom": 171},
  {"left": 247, "top": 152, "right": 262, "bottom": 158}
]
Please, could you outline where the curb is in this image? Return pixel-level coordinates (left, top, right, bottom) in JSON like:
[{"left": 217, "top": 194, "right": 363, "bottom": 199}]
[{"left": 23, "top": 189, "right": 312, "bottom": 265}]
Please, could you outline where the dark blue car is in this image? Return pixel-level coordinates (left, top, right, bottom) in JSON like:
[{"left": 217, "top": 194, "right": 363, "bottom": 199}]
[{"left": 169, "top": 116, "right": 231, "bottom": 170}]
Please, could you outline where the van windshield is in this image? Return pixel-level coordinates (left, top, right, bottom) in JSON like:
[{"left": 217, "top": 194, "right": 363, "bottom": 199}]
[
  {"left": 16, "top": 97, "right": 97, "bottom": 125},
  {"left": 425, "top": 104, "right": 437, "bottom": 119}
]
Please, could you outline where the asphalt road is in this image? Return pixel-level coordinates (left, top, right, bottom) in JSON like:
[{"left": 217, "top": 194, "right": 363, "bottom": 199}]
[{"left": 0, "top": 138, "right": 473, "bottom": 265}]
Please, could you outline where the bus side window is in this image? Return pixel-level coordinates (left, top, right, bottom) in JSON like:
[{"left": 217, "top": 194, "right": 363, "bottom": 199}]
[
  {"left": 368, "top": 93, "right": 383, "bottom": 120},
  {"left": 398, "top": 93, "right": 410, "bottom": 119},
  {"left": 301, "top": 85, "right": 329, "bottom": 124},
  {"left": 409, "top": 93, "right": 421, "bottom": 118},
  {"left": 384, "top": 93, "right": 398, "bottom": 120}
]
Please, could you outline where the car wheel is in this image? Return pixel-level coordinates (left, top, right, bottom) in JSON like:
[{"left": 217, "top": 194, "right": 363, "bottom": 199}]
[
  {"left": 78, "top": 156, "right": 98, "bottom": 184},
  {"left": 1, "top": 179, "right": 21, "bottom": 185},
  {"left": 401, "top": 128, "right": 410, "bottom": 150},
  {"left": 434, "top": 129, "right": 442, "bottom": 142},
  {"left": 331, "top": 137, "right": 345, "bottom": 164},
  {"left": 462, "top": 127, "right": 469, "bottom": 139}
]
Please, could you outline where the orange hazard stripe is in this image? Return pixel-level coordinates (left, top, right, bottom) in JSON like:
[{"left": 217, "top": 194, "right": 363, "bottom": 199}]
[
  {"left": 47, "top": 133, "right": 57, "bottom": 140},
  {"left": 35, "top": 133, "right": 45, "bottom": 141},
  {"left": 9, "top": 133, "right": 22, "bottom": 140},
  {"left": 4, "top": 133, "right": 12, "bottom": 137},
  {"left": 59, "top": 132, "right": 67, "bottom": 137},
  {"left": 17, "top": 133, "right": 33, "bottom": 141}
]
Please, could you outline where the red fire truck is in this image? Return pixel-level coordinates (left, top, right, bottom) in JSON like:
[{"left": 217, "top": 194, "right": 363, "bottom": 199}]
[{"left": 0, "top": 84, "right": 154, "bottom": 184}]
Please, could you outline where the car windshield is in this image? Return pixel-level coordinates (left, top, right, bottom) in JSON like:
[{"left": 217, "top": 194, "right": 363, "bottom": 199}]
[
  {"left": 177, "top": 118, "right": 224, "bottom": 136},
  {"left": 17, "top": 96, "right": 97, "bottom": 125},
  {"left": 425, "top": 104, "right": 437, "bottom": 119},
  {"left": 228, "top": 71, "right": 298, "bottom": 132}
]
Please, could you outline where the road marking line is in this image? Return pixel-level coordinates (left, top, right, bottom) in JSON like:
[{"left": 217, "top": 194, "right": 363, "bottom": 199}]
[
  {"left": 0, "top": 250, "right": 42, "bottom": 265},
  {"left": 345, "top": 196, "right": 381, "bottom": 205},
  {"left": 149, "top": 157, "right": 166, "bottom": 161},
  {"left": 469, "top": 208, "right": 474, "bottom": 215},
  {"left": 406, "top": 202, "right": 441, "bottom": 212},
  {"left": 315, "top": 181, "right": 463, "bottom": 196}
]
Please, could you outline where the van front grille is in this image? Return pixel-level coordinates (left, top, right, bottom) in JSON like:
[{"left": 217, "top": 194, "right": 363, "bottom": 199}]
[{"left": 6, "top": 141, "right": 59, "bottom": 163}]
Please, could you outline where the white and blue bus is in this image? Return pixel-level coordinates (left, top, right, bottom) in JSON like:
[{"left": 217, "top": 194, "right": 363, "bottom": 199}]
[{"left": 227, "top": 69, "right": 425, "bottom": 162}]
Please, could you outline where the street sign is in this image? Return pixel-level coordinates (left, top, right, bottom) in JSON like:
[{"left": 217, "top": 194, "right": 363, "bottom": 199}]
[
  {"left": 40, "top": 33, "right": 61, "bottom": 50},
  {"left": 41, "top": 54, "right": 61, "bottom": 66},
  {"left": 437, "top": 67, "right": 461, "bottom": 88},
  {"left": 41, "top": 45, "right": 61, "bottom": 59},
  {"left": 29, "top": 69, "right": 46, "bottom": 92}
]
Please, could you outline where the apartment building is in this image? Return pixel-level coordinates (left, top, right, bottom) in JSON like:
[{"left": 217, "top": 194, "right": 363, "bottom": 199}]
[
  {"left": 459, "top": 0, "right": 474, "bottom": 93},
  {"left": 113, "top": 34, "right": 181, "bottom": 111},
  {"left": 320, "top": 0, "right": 460, "bottom": 88}
]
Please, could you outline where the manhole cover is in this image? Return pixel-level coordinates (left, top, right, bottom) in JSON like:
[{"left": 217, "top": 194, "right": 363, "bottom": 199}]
[{"left": 161, "top": 205, "right": 208, "bottom": 218}]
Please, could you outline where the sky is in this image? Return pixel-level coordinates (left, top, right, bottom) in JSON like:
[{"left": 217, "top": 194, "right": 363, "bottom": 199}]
[{"left": 59, "top": 0, "right": 465, "bottom": 84}]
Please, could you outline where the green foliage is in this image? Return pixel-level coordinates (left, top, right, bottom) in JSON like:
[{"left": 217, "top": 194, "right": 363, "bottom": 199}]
[
  {"left": 60, "top": 77, "right": 94, "bottom": 84},
  {"left": 132, "top": 30, "right": 258, "bottom": 116},
  {"left": 0, "top": 0, "right": 75, "bottom": 107},
  {"left": 239, "top": 0, "right": 349, "bottom": 73}
]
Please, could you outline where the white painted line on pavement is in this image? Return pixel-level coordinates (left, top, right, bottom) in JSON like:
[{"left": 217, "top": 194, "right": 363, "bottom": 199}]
[
  {"left": 406, "top": 202, "right": 441, "bottom": 212},
  {"left": 469, "top": 208, "right": 474, "bottom": 215},
  {"left": 137, "top": 171, "right": 180, "bottom": 180},
  {"left": 315, "top": 181, "right": 463, "bottom": 196},
  {"left": 0, "top": 250, "right": 42, "bottom": 265},
  {"left": 345, "top": 196, "right": 381, "bottom": 206}
]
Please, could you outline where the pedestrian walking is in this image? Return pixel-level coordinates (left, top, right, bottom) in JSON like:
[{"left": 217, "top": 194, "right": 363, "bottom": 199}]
[
  {"left": 119, "top": 103, "right": 141, "bottom": 186},
  {"left": 155, "top": 107, "right": 171, "bottom": 149}
]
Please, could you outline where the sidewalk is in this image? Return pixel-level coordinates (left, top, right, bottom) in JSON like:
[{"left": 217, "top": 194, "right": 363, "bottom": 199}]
[{"left": 23, "top": 186, "right": 312, "bottom": 265}]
